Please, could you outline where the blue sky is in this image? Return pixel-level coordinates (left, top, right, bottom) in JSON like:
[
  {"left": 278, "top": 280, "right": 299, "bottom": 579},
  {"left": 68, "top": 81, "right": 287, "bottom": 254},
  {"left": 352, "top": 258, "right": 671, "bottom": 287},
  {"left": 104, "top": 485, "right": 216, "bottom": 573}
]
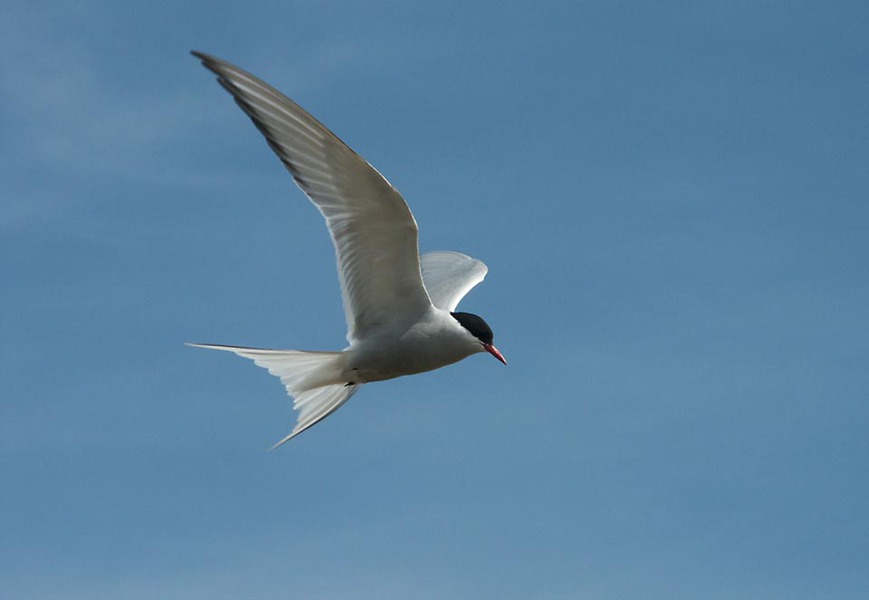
[{"left": 2, "top": 1, "right": 868, "bottom": 598}]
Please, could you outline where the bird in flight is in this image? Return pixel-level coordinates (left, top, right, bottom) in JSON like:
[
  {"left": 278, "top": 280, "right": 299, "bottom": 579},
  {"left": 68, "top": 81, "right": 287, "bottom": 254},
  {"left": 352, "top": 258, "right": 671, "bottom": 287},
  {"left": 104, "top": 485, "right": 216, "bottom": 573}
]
[{"left": 189, "top": 51, "right": 506, "bottom": 447}]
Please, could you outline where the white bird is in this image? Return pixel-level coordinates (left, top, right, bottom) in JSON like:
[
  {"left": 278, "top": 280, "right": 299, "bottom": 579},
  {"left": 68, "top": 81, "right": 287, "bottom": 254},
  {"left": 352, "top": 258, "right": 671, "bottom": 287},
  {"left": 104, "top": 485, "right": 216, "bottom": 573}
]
[{"left": 189, "top": 51, "right": 506, "bottom": 447}]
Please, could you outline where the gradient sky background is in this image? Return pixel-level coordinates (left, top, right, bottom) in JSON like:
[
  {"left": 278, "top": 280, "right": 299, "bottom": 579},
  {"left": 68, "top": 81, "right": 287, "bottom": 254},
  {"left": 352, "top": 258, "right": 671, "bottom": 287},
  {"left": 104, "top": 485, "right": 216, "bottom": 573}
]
[{"left": 2, "top": 1, "right": 868, "bottom": 598}]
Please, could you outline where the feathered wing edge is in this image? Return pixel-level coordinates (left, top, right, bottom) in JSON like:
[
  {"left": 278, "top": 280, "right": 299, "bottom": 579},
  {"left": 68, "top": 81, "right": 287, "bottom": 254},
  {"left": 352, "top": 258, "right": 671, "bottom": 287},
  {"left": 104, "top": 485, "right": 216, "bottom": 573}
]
[
  {"left": 190, "top": 51, "right": 432, "bottom": 343},
  {"left": 187, "top": 343, "right": 360, "bottom": 448},
  {"left": 419, "top": 251, "right": 488, "bottom": 311}
]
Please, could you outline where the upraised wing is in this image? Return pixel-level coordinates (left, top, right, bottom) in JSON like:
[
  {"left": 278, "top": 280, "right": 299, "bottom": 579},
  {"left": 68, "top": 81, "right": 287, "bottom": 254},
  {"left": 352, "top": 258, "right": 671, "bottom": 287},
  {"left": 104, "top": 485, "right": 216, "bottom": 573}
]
[
  {"left": 420, "top": 251, "right": 488, "bottom": 311},
  {"left": 193, "top": 51, "right": 432, "bottom": 342}
]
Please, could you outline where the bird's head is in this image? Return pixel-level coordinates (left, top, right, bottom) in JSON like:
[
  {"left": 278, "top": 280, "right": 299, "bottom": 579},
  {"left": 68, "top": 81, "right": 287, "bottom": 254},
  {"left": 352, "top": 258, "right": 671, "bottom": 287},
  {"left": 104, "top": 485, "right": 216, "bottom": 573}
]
[{"left": 450, "top": 311, "right": 507, "bottom": 365}]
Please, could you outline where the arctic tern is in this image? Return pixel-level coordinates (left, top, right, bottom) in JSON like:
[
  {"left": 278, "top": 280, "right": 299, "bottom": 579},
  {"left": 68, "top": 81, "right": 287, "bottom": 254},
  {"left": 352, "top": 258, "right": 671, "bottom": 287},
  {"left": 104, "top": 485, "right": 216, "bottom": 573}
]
[{"left": 189, "top": 51, "right": 506, "bottom": 447}]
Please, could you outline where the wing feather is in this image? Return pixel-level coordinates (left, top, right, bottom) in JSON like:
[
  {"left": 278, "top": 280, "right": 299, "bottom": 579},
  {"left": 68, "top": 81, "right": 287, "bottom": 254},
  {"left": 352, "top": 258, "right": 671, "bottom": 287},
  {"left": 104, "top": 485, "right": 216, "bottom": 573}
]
[
  {"left": 193, "top": 51, "right": 432, "bottom": 341},
  {"left": 420, "top": 251, "right": 488, "bottom": 311}
]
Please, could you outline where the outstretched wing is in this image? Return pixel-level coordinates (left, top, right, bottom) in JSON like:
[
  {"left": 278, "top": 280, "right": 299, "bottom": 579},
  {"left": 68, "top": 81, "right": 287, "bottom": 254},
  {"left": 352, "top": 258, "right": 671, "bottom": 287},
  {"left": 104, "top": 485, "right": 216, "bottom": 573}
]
[
  {"left": 420, "top": 251, "right": 488, "bottom": 311},
  {"left": 193, "top": 51, "right": 432, "bottom": 342}
]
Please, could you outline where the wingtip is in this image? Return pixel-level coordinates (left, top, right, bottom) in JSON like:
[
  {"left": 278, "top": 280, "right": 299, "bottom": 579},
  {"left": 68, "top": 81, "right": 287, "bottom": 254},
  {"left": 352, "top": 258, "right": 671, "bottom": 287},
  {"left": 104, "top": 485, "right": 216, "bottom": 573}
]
[{"left": 190, "top": 50, "right": 222, "bottom": 71}]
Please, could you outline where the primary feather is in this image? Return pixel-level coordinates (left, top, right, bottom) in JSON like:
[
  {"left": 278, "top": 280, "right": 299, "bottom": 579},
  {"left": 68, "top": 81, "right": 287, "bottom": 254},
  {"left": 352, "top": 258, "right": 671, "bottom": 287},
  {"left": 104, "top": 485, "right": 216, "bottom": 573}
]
[{"left": 192, "top": 51, "right": 431, "bottom": 343}]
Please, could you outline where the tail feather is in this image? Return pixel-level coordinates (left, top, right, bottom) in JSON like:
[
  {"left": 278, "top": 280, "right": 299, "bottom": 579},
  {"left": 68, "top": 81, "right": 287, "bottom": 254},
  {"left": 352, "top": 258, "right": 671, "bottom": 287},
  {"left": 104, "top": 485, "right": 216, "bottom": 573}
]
[
  {"left": 187, "top": 343, "right": 360, "bottom": 445},
  {"left": 270, "top": 384, "right": 360, "bottom": 449}
]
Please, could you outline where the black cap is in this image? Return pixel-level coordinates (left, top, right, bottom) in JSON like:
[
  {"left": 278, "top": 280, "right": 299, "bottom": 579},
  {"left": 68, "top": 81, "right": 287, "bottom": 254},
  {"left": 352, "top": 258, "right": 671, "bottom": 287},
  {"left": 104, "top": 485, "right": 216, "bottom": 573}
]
[{"left": 450, "top": 312, "right": 494, "bottom": 345}]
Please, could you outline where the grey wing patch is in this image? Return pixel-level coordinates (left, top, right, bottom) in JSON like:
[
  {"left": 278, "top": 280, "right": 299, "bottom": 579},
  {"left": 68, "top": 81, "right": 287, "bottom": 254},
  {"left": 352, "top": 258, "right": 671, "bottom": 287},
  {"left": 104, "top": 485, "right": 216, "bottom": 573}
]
[{"left": 420, "top": 251, "right": 488, "bottom": 311}]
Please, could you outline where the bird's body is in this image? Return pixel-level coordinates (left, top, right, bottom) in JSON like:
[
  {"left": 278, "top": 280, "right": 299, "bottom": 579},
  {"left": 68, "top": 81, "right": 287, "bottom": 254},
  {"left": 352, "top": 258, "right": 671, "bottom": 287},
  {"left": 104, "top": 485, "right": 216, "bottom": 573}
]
[
  {"left": 346, "top": 307, "right": 486, "bottom": 382},
  {"left": 190, "top": 52, "right": 505, "bottom": 446}
]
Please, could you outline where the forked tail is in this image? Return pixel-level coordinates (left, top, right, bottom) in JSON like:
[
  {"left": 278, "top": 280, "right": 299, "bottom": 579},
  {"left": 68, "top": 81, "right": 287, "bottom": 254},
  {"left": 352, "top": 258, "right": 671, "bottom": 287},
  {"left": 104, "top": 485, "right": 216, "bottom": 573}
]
[{"left": 187, "top": 343, "right": 360, "bottom": 447}]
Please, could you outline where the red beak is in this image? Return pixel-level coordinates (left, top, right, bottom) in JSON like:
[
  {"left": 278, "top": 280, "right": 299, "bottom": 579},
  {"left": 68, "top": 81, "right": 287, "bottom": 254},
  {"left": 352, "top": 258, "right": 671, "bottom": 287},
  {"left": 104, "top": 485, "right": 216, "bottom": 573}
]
[{"left": 484, "top": 343, "right": 507, "bottom": 365}]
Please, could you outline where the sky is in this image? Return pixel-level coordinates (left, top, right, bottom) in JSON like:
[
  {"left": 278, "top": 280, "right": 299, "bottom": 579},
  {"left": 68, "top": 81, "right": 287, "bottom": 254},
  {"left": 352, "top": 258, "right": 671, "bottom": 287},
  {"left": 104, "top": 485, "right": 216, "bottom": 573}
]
[{"left": 2, "top": 1, "right": 868, "bottom": 598}]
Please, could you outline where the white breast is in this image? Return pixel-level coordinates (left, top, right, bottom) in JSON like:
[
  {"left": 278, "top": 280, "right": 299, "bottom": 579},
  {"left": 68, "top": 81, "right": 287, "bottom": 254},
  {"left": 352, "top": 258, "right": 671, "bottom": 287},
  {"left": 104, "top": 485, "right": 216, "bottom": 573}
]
[{"left": 344, "top": 308, "right": 483, "bottom": 383}]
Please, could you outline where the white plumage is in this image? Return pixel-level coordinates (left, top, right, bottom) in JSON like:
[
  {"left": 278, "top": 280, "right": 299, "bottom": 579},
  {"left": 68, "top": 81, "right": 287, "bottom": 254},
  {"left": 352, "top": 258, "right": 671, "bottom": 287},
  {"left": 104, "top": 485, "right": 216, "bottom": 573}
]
[{"left": 189, "top": 52, "right": 505, "bottom": 446}]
